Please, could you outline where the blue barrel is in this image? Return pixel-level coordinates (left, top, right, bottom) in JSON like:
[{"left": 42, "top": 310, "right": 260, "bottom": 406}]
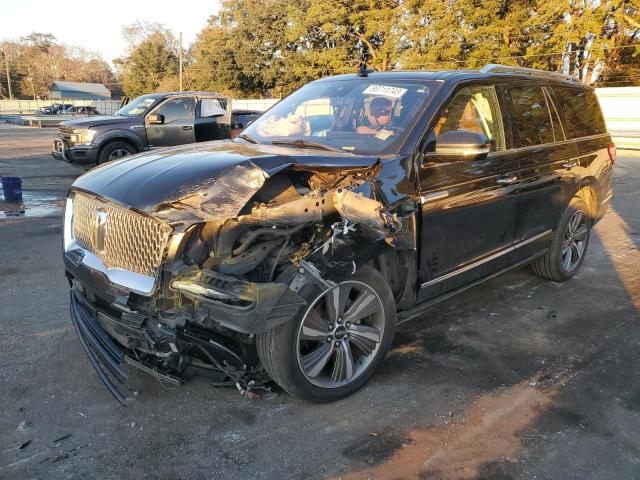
[{"left": 1, "top": 176, "right": 23, "bottom": 202}]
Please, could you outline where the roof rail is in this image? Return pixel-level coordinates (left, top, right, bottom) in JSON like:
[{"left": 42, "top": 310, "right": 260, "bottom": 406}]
[{"left": 480, "top": 64, "right": 580, "bottom": 84}]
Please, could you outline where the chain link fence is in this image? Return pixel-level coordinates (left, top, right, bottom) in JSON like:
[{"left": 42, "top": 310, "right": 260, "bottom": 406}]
[{"left": 0, "top": 99, "right": 121, "bottom": 115}]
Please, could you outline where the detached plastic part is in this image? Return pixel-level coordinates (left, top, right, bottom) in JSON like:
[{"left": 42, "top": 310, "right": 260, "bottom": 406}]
[{"left": 171, "top": 269, "right": 307, "bottom": 334}]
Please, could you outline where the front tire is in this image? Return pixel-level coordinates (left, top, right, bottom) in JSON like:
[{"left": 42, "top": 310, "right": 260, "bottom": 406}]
[
  {"left": 532, "top": 198, "right": 591, "bottom": 281},
  {"left": 257, "top": 266, "right": 396, "bottom": 402},
  {"left": 97, "top": 141, "right": 136, "bottom": 165}
]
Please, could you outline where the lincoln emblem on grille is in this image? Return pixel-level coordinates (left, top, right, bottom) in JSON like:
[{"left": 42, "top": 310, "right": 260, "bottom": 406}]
[{"left": 95, "top": 210, "right": 107, "bottom": 253}]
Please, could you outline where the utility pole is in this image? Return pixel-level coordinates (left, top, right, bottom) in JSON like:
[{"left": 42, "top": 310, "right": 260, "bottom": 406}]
[
  {"left": 179, "top": 32, "right": 183, "bottom": 92},
  {"left": 27, "top": 65, "right": 36, "bottom": 100},
  {"left": 2, "top": 50, "right": 12, "bottom": 100}
]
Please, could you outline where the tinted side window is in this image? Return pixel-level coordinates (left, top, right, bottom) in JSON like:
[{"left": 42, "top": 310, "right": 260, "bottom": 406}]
[
  {"left": 232, "top": 113, "right": 259, "bottom": 128},
  {"left": 200, "top": 98, "right": 226, "bottom": 118},
  {"left": 505, "top": 86, "right": 554, "bottom": 147},
  {"left": 154, "top": 97, "right": 195, "bottom": 123},
  {"left": 552, "top": 87, "right": 606, "bottom": 138},
  {"left": 434, "top": 85, "right": 504, "bottom": 151}
]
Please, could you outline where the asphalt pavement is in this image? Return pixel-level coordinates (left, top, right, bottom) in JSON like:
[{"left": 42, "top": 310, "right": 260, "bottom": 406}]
[{"left": 1, "top": 124, "right": 639, "bottom": 480}]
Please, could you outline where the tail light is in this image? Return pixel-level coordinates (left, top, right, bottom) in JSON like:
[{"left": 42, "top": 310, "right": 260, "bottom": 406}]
[{"left": 607, "top": 142, "right": 616, "bottom": 165}]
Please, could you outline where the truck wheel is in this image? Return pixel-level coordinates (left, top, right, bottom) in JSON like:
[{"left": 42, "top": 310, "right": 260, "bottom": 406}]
[
  {"left": 531, "top": 198, "right": 591, "bottom": 282},
  {"left": 97, "top": 141, "right": 136, "bottom": 165},
  {"left": 257, "top": 266, "right": 396, "bottom": 402}
]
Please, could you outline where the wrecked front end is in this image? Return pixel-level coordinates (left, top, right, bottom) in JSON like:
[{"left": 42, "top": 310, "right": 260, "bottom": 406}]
[{"left": 63, "top": 143, "right": 416, "bottom": 401}]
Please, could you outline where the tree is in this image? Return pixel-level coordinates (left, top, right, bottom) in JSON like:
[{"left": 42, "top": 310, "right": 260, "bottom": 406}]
[
  {"left": 187, "top": 17, "right": 258, "bottom": 96},
  {"left": 116, "top": 27, "right": 179, "bottom": 97},
  {"left": 135, "top": 0, "right": 640, "bottom": 97},
  {"left": 0, "top": 33, "right": 116, "bottom": 99}
]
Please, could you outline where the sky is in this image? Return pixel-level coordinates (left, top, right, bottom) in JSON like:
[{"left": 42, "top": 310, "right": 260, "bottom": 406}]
[{"left": 0, "top": 0, "right": 221, "bottom": 64}]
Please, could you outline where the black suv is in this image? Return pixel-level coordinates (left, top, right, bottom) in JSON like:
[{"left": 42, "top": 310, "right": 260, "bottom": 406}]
[
  {"left": 63, "top": 65, "right": 614, "bottom": 402},
  {"left": 52, "top": 92, "right": 236, "bottom": 165}
]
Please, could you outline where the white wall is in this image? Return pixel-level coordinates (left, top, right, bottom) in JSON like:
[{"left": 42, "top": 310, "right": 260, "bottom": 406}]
[
  {"left": 232, "top": 98, "right": 279, "bottom": 112},
  {"left": 596, "top": 87, "right": 640, "bottom": 149}
]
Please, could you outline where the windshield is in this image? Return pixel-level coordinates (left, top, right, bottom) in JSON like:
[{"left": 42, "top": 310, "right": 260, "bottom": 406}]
[
  {"left": 115, "top": 96, "right": 157, "bottom": 117},
  {"left": 242, "top": 79, "right": 438, "bottom": 154}
]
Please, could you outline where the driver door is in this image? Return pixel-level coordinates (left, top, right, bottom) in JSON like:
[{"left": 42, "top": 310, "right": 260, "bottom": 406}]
[
  {"left": 146, "top": 96, "right": 196, "bottom": 147},
  {"left": 417, "top": 84, "right": 521, "bottom": 301}
]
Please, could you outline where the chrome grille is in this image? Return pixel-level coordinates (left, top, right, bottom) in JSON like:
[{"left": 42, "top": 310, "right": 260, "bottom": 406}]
[
  {"left": 59, "top": 125, "right": 73, "bottom": 140},
  {"left": 72, "top": 192, "right": 172, "bottom": 277}
]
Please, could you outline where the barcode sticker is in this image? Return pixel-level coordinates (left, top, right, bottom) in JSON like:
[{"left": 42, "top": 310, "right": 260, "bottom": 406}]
[{"left": 363, "top": 85, "right": 408, "bottom": 98}]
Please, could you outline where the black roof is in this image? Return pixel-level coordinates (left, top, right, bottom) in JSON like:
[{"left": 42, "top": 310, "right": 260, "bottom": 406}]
[
  {"left": 316, "top": 64, "right": 586, "bottom": 88},
  {"left": 141, "top": 91, "right": 228, "bottom": 99}
]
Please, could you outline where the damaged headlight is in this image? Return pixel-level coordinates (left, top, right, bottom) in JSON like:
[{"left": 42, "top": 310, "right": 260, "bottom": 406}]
[{"left": 70, "top": 128, "right": 97, "bottom": 145}]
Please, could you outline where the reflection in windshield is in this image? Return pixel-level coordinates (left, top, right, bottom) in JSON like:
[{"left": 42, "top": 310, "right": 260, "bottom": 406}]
[
  {"left": 243, "top": 79, "right": 436, "bottom": 155},
  {"left": 115, "top": 97, "right": 157, "bottom": 117}
]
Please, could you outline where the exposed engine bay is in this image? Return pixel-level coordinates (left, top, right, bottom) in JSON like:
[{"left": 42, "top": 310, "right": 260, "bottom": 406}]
[{"left": 64, "top": 143, "right": 419, "bottom": 401}]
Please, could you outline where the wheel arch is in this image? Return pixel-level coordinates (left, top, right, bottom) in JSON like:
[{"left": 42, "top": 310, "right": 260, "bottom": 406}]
[
  {"left": 97, "top": 129, "right": 144, "bottom": 153},
  {"left": 575, "top": 180, "right": 599, "bottom": 221},
  {"left": 97, "top": 137, "right": 139, "bottom": 159}
]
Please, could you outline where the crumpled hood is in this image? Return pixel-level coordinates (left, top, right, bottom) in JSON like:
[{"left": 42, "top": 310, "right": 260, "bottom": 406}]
[
  {"left": 71, "top": 140, "right": 379, "bottom": 223},
  {"left": 61, "top": 115, "right": 137, "bottom": 128}
]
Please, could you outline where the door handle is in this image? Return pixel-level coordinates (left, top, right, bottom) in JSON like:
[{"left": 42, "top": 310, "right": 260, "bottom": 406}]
[
  {"left": 181, "top": 125, "right": 193, "bottom": 131},
  {"left": 496, "top": 174, "right": 518, "bottom": 185},
  {"left": 420, "top": 191, "right": 449, "bottom": 204}
]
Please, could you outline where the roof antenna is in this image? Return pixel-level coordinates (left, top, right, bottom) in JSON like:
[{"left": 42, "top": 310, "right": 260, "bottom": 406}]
[{"left": 357, "top": 62, "right": 372, "bottom": 77}]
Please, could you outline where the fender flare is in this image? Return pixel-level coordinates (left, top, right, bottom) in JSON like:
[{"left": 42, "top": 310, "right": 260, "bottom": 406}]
[{"left": 95, "top": 129, "right": 146, "bottom": 153}]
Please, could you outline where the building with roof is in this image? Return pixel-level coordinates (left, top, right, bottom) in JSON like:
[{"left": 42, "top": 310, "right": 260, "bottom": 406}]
[{"left": 48, "top": 81, "right": 111, "bottom": 100}]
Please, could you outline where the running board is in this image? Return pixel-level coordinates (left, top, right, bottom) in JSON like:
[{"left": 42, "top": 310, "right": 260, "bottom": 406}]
[{"left": 397, "top": 250, "right": 547, "bottom": 325}]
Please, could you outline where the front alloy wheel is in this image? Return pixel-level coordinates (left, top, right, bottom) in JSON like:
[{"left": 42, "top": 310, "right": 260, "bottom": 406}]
[
  {"left": 257, "top": 266, "right": 395, "bottom": 402},
  {"left": 297, "top": 280, "right": 385, "bottom": 388},
  {"left": 107, "top": 148, "right": 131, "bottom": 161}
]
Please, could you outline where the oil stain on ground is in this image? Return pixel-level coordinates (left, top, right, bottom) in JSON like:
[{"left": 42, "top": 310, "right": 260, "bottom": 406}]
[{"left": 338, "top": 371, "right": 574, "bottom": 480}]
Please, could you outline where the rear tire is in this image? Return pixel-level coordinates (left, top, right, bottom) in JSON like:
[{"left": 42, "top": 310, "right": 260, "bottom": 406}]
[
  {"left": 97, "top": 141, "right": 136, "bottom": 165},
  {"left": 257, "top": 266, "right": 396, "bottom": 402},
  {"left": 531, "top": 198, "right": 591, "bottom": 282}
]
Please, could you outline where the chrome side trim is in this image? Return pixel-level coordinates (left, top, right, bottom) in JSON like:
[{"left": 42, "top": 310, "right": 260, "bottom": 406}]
[
  {"left": 420, "top": 229, "right": 552, "bottom": 289},
  {"left": 421, "top": 191, "right": 450, "bottom": 204}
]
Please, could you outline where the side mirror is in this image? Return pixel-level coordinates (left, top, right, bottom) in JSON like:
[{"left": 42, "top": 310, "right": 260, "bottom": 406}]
[
  {"left": 147, "top": 113, "right": 164, "bottom": 125},
  {"left": 434, "top": 130, "right": 491, "bottom": 160}
]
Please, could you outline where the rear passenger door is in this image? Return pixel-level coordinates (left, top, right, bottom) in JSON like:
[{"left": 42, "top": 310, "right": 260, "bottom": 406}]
[
  {"left": 549, "top": 86, "right": 612, "bottom": 216},
  {"left": 500, "top": 84, "right": 580, "bottom": 256},
  {"left": 195, "top": 97, "right": 231, "bottom": 142}
]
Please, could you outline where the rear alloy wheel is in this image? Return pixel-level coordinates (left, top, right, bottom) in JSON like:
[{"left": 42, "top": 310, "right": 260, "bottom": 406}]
[
  {"left": 561, "top": 210, "right": 589, "bottom": 272},
  {"left": 532, "top": 198, "right": 591, "bottom": 281},
  {"left": 257, "top": 267, "right": 395, "bottom": 402}
]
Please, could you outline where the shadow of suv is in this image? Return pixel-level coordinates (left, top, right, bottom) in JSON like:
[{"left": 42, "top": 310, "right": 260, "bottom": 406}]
[{"left": 63, "top": 65, "right": 614, "bottom": 402}]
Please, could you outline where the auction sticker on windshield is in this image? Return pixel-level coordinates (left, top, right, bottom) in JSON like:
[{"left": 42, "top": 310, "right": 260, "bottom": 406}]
[{"left": 362, "top": 85, "right": 408, "bottom": 98}]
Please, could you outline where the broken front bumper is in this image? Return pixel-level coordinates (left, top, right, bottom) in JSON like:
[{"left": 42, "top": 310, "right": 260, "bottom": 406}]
[{"left": 69, "top": 289, "right": 181, "bottom": 403}]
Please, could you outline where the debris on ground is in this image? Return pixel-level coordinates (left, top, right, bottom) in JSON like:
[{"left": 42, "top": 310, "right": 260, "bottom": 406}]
[
  {"left": 40, "top": 444, "right": 88, "bottom": 464},
  {"left": 52, "top": 434, "right": 72, "bottom": 444},
  {"left": 18, "top": 440, "right": 31, "bottom": 450}
]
